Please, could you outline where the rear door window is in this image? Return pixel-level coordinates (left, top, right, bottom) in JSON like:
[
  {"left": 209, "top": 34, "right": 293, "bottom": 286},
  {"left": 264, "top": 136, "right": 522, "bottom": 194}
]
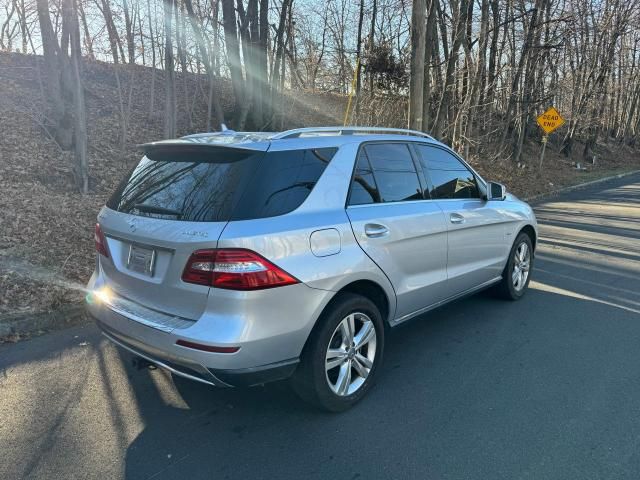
[
  {"left": 348, "top": 150, "right": 381, "bottom": 205},
  {"left": 107, "top": 147, "right": 337, "bottom": 222},
  {"left": 359, "top": 143, "right": 423, "bottom": 203}
]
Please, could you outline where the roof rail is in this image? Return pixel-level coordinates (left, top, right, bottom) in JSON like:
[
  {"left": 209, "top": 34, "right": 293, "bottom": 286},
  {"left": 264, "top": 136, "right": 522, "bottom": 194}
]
[{"left": 271, "top": 126, "right": 434, "bottom": 140}]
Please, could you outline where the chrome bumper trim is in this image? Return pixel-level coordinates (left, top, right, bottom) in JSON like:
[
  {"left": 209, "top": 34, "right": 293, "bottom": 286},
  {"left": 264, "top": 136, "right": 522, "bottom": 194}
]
[{"left": 103, "top": 293, "right": 196, "bottom": 333}]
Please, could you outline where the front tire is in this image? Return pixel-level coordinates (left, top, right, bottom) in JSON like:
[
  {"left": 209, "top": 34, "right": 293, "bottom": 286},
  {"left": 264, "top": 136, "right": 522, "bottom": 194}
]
[
  {"left": 493, "top": 232, "right": 534, "bottom": 300},
  {"left": 292, "top": 293, "right": 384, "bottom": 412}
]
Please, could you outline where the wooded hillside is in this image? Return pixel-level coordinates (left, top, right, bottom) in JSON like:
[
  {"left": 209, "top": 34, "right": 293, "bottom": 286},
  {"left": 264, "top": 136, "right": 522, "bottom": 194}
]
[{"left": 2, "top": 0, "right": 640, "bottom": 185}]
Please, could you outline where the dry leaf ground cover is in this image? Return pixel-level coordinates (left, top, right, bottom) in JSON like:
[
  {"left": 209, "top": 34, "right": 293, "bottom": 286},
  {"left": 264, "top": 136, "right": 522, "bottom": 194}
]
[{"left": 1, "top": 51, "right": 639, "bottom": 317}]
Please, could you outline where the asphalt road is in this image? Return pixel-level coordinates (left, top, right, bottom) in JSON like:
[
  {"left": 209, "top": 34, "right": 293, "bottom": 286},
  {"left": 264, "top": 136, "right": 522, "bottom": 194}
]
[{"left": 2, "top": 173, "right": 640, "bottom": 480}]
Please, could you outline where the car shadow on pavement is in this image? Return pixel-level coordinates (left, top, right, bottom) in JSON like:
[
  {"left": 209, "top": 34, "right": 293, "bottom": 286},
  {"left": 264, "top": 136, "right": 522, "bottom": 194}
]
[{"left": 119, "top": 278, "right": 640, "bottom": 480}]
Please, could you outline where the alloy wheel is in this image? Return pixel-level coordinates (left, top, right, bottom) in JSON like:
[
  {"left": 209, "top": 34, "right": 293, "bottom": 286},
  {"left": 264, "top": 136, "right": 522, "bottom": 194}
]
[
  {"left": 512, "top": 242, "right": 531, "bottom": 291},
  {"left": 325, "top": 312, "right": 377, "bottom": 396}
]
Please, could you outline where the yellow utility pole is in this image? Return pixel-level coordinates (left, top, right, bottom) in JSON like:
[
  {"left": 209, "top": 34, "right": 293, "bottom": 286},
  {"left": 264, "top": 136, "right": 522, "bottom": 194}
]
[{"left": 343, "top": 57, "right": 361, "bottom": 127}]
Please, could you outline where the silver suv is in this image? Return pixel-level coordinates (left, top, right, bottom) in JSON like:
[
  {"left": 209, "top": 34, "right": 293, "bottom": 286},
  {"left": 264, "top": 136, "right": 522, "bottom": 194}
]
[{"left": 86, "top": 127, "right": 537, "bottom": 411}]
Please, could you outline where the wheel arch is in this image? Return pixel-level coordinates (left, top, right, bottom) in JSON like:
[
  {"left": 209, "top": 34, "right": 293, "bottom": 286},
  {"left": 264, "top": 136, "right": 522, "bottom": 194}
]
[
  {"left": 334, "top": 279, "right": 392, "bottom": 325},
  {"left": 299, "top": 279, "right": 394, "bottom": 359},
  {"left": 518, "top": 224, "right": 537, "bottom": 253}
]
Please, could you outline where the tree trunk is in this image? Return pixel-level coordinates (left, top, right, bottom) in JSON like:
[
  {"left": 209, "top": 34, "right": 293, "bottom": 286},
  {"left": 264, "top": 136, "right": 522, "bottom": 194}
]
[
  {"left": 243, "top": 0, "right": 262, "bottom": 128},
  {"left": 353, "top": 0, "right": 365, "bottom": 122},
  {"left": 183, "top": 0, "right": 224, "bottom": 127},
  {"left": 137, "top": 1, "right": 145, "bottom": 65},
  {"left": 235, "top": 0, "right": 253, "bottom": 128},
  {"left": 486, "top": 0, "right": 499, "bottom": 107},
  {"left": 270, "top": 0, "right": 292, "bottom": 127},
  {"left": 409, "top": 0, "right": 426, "bottom": 130},
  {"left": 147, "top": 0, "right": 156, "bottom": 118},
  {"left": 123, "top": 0, "right": 135, "bottom": 63},
  {"left": 433, "top": 0, "right": 469, "bottom": 141},
  {"left": 164, "top": 0, "right": 177, "bottom": 138},
  {"left": 368, "top": 0, "right": 378, "bottom": 94},
  {"left": 17, "top": 0, "right": 28, "bottom": 53},
  {"left": 35, "top": 0, "right": 73, "bottom": 150},
  {"left": 513, "top": 0, "right": 546, "bottom": 164},
  {"left": 257, "top": 0, "right": 269, "bottom": 124},
  {"left": 175, "top": 0, "right": 191, "bottom": 129},
  {"left": 499, "top": 0, "right": 543, "bottom": 153},
  {"left": 99, "top": 0, "right": 126, "bottom": 64},
  {"left": 64, "top": 0, "right": 88, "bottom": 193},
  {"left": 221, "top": 0, "right": 244, "bottom": 127},
  {"left": 77, "top": 0, "right": 94, "bottom": 59},
  {"left": 421, "top": 0, "right": 437, "bottom": 131}
]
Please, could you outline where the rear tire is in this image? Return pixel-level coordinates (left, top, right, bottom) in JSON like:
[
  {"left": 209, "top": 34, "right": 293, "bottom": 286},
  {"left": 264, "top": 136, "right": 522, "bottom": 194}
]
[
  {"left": 291, "top": 293, "right": 384, "bottom": 412},
  {"left": 492, "top": 232, "right": 534, "bottom": 300}
]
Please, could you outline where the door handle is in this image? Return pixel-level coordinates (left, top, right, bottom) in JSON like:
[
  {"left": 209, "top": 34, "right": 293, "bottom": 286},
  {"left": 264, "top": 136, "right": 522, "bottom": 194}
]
[
  {"left": 364, "top": 223, "right": 389, "bottom": 238},
  {"left": 450, "top": 213, "right": 465, "bottom": 224}
]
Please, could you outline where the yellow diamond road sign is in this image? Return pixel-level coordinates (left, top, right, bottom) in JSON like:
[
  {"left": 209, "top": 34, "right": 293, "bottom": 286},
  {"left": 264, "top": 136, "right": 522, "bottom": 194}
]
[{"left": 537, "top": 107, "right": 565, "bottom": 135}]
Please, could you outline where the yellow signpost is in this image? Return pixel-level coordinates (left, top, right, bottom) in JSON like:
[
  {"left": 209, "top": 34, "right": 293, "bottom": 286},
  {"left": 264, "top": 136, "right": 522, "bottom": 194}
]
[{"left": 537, "top": 107, "right": 565, "bottom": 169}]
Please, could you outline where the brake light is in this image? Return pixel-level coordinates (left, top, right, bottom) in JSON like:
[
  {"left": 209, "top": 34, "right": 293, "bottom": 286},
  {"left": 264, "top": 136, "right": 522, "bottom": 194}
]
[
  {"left": 181, "top": 249, "right": 299, "bottom": 290},
  {"left": 95, "top": 223, "right": 110, "bottom": 258}
]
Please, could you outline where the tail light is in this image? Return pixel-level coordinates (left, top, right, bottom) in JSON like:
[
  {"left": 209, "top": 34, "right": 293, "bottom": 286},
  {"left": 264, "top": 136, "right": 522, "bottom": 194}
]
[
  {"left": 95, "top": 223, "right": 110, "bottom": 258},
  {"left": 181, "top": 249, "right": 299, "bottom": 290}
]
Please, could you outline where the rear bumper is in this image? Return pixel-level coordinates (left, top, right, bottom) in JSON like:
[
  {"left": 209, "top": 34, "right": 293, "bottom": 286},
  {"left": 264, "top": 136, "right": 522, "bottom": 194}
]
[
  {"left": 94, "top": 315, "right": 299, "bottom": 387},
  {"left": 85, "top": 267, "right": 333, "bottom": 386}
]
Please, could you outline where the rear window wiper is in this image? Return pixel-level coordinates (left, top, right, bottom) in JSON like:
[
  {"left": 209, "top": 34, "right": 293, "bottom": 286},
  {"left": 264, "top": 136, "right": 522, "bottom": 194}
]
[{"left": 133, "top": 203, "right": 183, "bottom": 217}]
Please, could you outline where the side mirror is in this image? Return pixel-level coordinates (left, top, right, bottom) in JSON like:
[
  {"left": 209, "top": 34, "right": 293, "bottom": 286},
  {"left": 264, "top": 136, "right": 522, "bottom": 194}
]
[{"left": 487, "top": 182, "right": 506, "bottom": 201}]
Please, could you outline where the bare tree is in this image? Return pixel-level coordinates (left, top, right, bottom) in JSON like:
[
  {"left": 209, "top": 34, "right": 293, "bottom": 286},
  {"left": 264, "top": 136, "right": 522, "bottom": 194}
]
[
  {"left": 164, "top": 0, "right": 176, "bottom": 138},
  {"left": 408, "top": 0, "right": 426, "bottom": 130},
  {"left": 183, "top": 0, "right": 224, "bottom": 127},
  {"left": 63, "top": 0, "right": 88, "bottom": 192},
  {"left": 5, "top": 0, "right": 640, "bottom": 175},
  {"left": 221, "top": 0, "right": 245, "bottom": 127},
  {"left": 35, "top": 0, "right": 71, "bottom": 148}
]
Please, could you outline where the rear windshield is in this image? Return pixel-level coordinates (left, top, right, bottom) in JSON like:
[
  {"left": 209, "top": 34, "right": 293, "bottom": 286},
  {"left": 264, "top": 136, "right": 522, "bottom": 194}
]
[{"left": 106, "top": 147, "right": 337, "bottom": 222}]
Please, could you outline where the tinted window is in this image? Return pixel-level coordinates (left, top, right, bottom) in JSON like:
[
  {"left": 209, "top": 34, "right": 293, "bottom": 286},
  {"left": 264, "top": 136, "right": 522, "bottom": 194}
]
[
  {"left": 106, "top": 152, "right": 256, "bottom": 222},
  {"left": 348, "top": 150, "right": 381, "bottom": 205},
  {"left": 364, "top": 143, "right": 423, "bottom": 203},
  {"left": 107, "top": 147, "right": 336, "bottom": 222},
  {"left": 232, "top": 148, "right": 337, "bottom": 219},
  {"left": 416, "top": 145, "right": 479, "bottom": 199}
]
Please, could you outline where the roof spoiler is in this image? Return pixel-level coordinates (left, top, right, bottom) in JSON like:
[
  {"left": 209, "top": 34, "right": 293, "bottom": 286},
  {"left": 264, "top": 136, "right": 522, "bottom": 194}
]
[
  {"left": 137, "top": 140, "right": 268, "bottom": 163},
  {"left": 137, "top": 139, "right": 269, "bottom": 156}
]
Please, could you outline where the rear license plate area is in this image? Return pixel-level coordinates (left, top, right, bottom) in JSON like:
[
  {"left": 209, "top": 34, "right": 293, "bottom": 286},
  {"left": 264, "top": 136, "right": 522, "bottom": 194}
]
[{"left": 127, "top": 244, "right": 156, "bottom": 276}]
